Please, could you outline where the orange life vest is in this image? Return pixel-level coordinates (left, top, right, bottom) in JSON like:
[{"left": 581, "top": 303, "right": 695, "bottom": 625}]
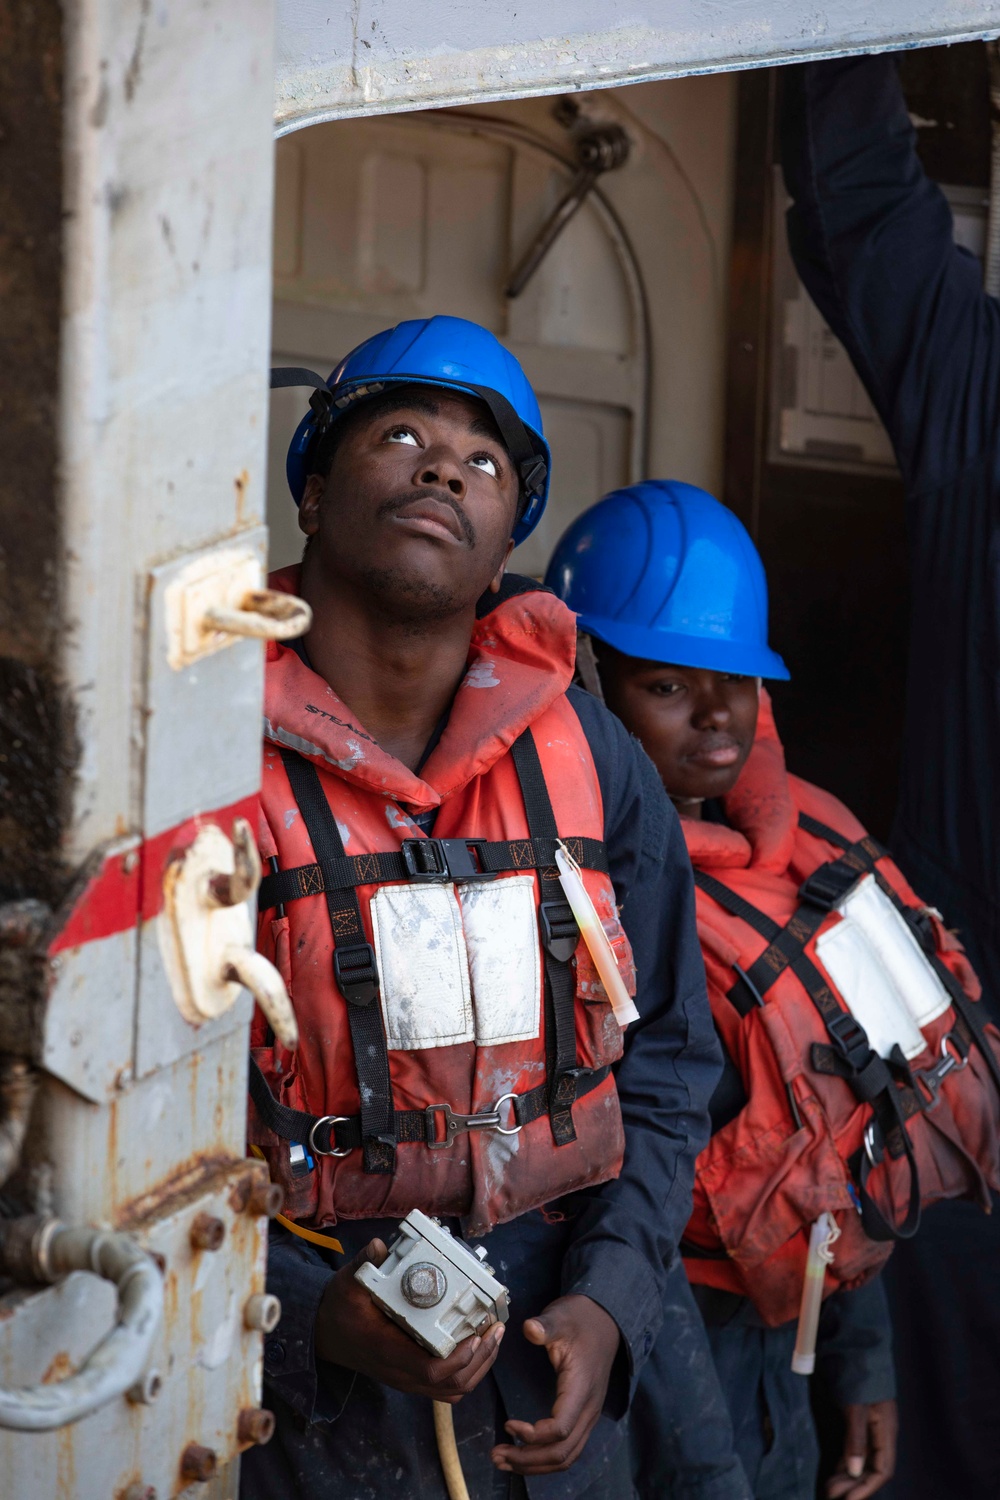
[
  {"left": 682, "top": 695, "right": 1000, "bottom": 1326},
  {"left": 248, "top": 571, "right": 635, "bottom": 1238}
]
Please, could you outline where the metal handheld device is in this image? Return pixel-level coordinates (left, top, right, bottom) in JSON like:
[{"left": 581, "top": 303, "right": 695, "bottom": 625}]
[{"left": 355, "top": 1208, "right": 510, "bottom": 1358}]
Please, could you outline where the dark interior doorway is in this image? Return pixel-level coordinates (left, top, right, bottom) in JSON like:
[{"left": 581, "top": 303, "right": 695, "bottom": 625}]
[{"left": 724, "top": 43, "right": 991, "bottom": 840}]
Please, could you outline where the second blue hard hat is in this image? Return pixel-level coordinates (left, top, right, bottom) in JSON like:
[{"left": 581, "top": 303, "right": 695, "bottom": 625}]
[
  {"left": 274, "top": 315, "right": 551, "bottom": 547},
  {"left": 545, "top": 479, "right": 789, "bottom": 679}
]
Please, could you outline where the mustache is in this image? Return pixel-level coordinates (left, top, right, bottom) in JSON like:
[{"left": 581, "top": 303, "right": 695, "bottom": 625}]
[{"left": 376, "top": 488, "right": 475, "bottom": 548}]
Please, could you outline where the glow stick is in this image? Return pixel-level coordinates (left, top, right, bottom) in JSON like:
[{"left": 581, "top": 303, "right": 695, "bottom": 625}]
[
  {"left": 791, "top": 1212, "right": 841, "bottom": 1374},
  {"left": 554, "top": 841, "right": 640, "bottom": 1027}
]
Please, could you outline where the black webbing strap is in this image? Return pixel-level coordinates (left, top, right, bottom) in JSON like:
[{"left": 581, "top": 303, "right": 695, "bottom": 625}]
[
  {"left": 693, "top": 871, "right": 782, "bottom": 1017},
  {"left": 693, "top": 861, "right": 922, "bottom": 1241},
  {"left": 279, "top": 749, "right": 396, "bottom": 1175},
  {"left": 258, "top": 834, "right": 609, "bottom": 912},
  {"left": 511, "top": 729, "right": 581, "bottom": 1147},
  {"left": 695, "top": 869, "right": 874, "bottom": 1055},
  {"left": 798, "top": 811, "right": 1000, "bottom": 1100},
  {"left": 249, "top": 1055, "right": 610, "bottom": 1156}
]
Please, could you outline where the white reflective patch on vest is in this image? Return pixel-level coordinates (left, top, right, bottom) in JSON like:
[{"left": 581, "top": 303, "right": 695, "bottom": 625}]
[
  {"left": 370, "top": 884, "right": 474, "bottom": 1051},
  {"left": 815, "top": 874, "right": 951, "bottom": 1060},
  {"left": 458, "top": 875, "right": 542, "bottom": 1046}
]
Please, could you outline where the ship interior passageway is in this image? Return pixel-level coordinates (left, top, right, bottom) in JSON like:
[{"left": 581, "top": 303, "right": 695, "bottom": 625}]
[{"left": 266, "top": 43, "right": 990, "bottom": 841}]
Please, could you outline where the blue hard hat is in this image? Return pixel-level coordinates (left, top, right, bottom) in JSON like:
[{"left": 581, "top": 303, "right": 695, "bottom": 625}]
[
  {"left": 544, "top": 479, "right": 789, "bottom": 679},
  {"left": 271, "top": 316, "right": 551, "bottom": 546}
]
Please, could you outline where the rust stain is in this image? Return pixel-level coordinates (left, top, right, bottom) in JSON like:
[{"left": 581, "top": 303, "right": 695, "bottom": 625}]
[
  {"left": 106, "top": 1095, "right": 120, "bottom": 1212},
  {"left": 234, "top": 469, "right": 250, "bottom": 525},
  {"left": 163, "top": 1264, "right": 180, "bottom": 1335},
  {"left": 56, "top": 1419, "right": 76, "bottom": 1498},
  {"left": 41, "top": 1349, "right": 74, "bottom": 1384},
  {"left": 114, "top": 1151, "right": 236, "bottom": 1231}
]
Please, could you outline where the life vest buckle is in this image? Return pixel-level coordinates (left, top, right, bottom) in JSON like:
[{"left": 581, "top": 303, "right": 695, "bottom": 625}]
[
  {"left": 826, "top": 1008, "right": 874, "bottom": 1071},
  {"left": 333, "top": 941, "right": 380, "bottom": 1006},
  {"left": 401, "top": 838, "right": 497, "bottom": 883},
  {"left": 799, "top": 863, "right": 863, "bottom": 912},
  {"left": 539, "top": 900, "right": 579, "bottom": 962}
]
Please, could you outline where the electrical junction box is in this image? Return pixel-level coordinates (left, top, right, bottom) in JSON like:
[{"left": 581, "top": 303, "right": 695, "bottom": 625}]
[{"left": 355, "top": 1208, "right": 510, "bottom": 1358}]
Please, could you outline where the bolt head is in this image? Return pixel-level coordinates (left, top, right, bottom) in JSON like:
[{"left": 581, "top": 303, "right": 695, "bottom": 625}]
[
  {"left": 189, "top": 1213, "right": 226, "bottom": 1252},
  {"left": 244, "top": 1292, "right": 282, "bottom": 1332},
  {"left": 179, "top": 1444, "right": 217, "bottom": 1484},
  {"left": 238, "top": 1407, "right": 276, "bottom": 1447},
  {"left": 247, "top": 1181, "right": 284, "bottom": 1219},
  {"left": 126, "top": 1368, "right": 162, "bottom": 1405},
  {"left": 401, "top": 1261, "right": 447, "bottom": 1309}
]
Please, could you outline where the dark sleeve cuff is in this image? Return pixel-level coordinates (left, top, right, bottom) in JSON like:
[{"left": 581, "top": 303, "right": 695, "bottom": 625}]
[
  {"left": 262, "top": 1225, "right": 337, "bottom": 1423},
  {"left": 816, "top": 1276, "right": 897, "bottom": 1407},
  {"left": 562, "top": 1238, "right": 664, "bottom": 1415}
]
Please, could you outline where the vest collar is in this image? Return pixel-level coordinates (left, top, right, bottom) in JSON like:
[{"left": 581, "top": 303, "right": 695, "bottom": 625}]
[
  {"left": 681, "top": 691, "right": 797, "bottom": 875},
  {"left": 263, "top": 565, "right": 576, "bottom": 810}
]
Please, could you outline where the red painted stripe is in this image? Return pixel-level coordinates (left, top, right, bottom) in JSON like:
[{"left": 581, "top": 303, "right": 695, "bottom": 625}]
[{"left": 50, "top": 794, "right": 259, "bottom": 954}]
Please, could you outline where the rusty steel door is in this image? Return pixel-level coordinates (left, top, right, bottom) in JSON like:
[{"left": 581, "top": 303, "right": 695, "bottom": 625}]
[
  {"left": 0, "top": 0, "right": 289, "bottom": 1493},
  {"left": 3, "top": 1, "right": 1000, "bottom": 1497}
]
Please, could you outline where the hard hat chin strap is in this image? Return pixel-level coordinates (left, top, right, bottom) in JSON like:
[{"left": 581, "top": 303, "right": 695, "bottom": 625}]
[
  {"left": 269, "top": 367, "right": 547, "bottom": 506},
  {"left": 464, "top": 383, "right": 548, "bottom": 502}
]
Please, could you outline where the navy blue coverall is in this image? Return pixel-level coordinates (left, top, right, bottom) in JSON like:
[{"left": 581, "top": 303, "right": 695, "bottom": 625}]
[
  {"left": 782, "top": 54, "right": 1000, "bottom": 1500},
  {"left": 241, "top": 687, "right": 723, "bottom": 1500},
  {"left": 631, "top": 1067, "right": 896, "bottom": 1500}
]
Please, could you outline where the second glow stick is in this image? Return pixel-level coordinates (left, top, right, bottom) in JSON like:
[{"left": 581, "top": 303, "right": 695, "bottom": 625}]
[
  {"left": 555, "top": 841, "right": 640, "bottom": 1028},
  {"left": 791, "top": 1212, "right": 841, "bottom": 1375}
]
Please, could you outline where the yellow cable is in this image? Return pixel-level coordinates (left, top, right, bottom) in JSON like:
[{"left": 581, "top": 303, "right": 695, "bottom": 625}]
[
  {"left": 274, "top": 1213, "right": 344, "bottom": 1254},
  {"left": 248, "top": 1146, "right": 344, "bottom": 1254},
  {"left": 251, "top": 1154, "right": 467, "bottom": 1500},
  {"left": 433, "top": 1400, "right": 472, "bottom": 1500}
]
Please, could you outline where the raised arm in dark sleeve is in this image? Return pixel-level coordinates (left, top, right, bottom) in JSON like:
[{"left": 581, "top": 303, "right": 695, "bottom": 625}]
[
  {"left": 782, "top": 56, "right": 1000, "bottom": 1008},
  {"left": 561, "top": 689, "right": 722, "bottom": 1389},
  {"left": 781, "top": 55, "right": 1000, "bottom": 492}
]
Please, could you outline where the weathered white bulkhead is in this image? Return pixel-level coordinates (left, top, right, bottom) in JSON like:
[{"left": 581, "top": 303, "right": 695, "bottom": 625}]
[{"left": 1, "top": 1, "right": 998, "bottom": 1496}]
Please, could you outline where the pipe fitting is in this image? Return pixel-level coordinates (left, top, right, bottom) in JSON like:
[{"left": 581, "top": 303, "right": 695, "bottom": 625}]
[{"left": 0, "top": 1218, "right": 164, "bottom": 1430}]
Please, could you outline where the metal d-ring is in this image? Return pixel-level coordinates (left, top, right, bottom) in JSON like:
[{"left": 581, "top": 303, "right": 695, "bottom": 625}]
[
  {"left": 863, "top": 1120, "right": 880, "bottom": 1169},
  {"left": 941, "top": 1032, "right": 969, "bottom": 1072},
  {"left": 493, "top": 1093, "right": 523, "bottom": 1136},
  {"left": 308, "top": 1115, "right": 352, "bottom": 1158}
]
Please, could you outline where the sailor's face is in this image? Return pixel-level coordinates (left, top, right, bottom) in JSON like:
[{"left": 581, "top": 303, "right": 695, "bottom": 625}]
[
  {"left": 300, "top": 388, "right": 518, "bottom": 618},
  {"left": 598, "top": 650, "right": 759, "bottom": 805}
]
